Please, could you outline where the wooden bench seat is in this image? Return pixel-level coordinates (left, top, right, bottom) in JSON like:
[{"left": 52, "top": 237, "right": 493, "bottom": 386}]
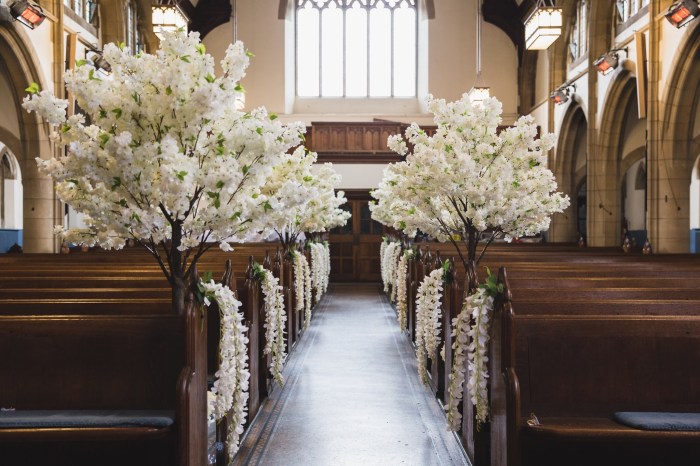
[{"left": 489, "top": 270, "right": 700, "bottom": 466}]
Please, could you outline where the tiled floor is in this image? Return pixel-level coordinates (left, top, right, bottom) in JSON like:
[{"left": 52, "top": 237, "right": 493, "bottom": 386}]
[{"left": 234, "top": 283, "right": 470, "bottom": 466}]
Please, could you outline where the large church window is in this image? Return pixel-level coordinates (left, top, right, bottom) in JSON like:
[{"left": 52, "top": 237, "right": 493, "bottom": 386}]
[
  {"left": 296, "top": 0, "right": 417, "bottom": 98},
  {"left": 568, "top": 0, "right": 588, "bottom": 62},
  {"left": 615, "top": 0, "right": 649, "bottom": 24}
]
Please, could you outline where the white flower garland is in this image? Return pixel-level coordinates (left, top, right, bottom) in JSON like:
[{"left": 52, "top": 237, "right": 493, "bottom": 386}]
[
  {"left": 446, "top": 287, "right": 495, "bottom": 429},
  {"left": 446, "top": 295, "right": 472, "bottom": 430},
  {"left": 395, "top": 249, "right": 413, "bottom": 332},
  {"left": 199, "top": 280, "right": 250, "bottom": 460},
  {"left": 310, "top": 242, "right": 331, "bottom": 302},
  {"left": 466, "top": 288, "right": 495, "bottom": 426},
  {"left": 258, "top": 266, "right": 287, "bottom": 386},
  {"left": 292, "top": 251, "right": 313, "bottom": 329},
  {"left": 414, "top": 268, "right": 444, "bottom": 386},
  {"left": 381, "top": 242, "right": 402, "bottom": 296}
]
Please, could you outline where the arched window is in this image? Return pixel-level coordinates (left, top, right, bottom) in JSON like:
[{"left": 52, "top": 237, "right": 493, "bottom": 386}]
[
  {"left": 615, "top": 0, "right": 649, "bottom": 25},
  {"left": 64, "top": 0, "right": 97, "bottom": 24},
  {"left": 568, "top": 0, "right": 588, "bottom": 62},
  {"left": 125, "top": 0, "right": 143, "bottom": 53},
  {"left": 296, "top": 0, "right": 417, "bottom": 98}
]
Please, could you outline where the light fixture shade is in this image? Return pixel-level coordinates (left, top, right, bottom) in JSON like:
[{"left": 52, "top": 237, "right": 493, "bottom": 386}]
[
  {"left": 525, "top": 6, "right": 563, "bottom": 50},
  {"left": 550, "top": 89, "right": 568, "bottom": 105},
  {"left": 594, "top": 52, "right": 619, "bottom": 76},
  {"left": 665, "top": 0, "right": 700, "bottom": 28},
  {"left": 152, "top": 3, "right": 188, "bottom": 39},
  {"left": 9, "top": 0, "right": 45, "bottom": 29},
  {"left": 469, "top": 86, "right": 490, "bottom": 105}
]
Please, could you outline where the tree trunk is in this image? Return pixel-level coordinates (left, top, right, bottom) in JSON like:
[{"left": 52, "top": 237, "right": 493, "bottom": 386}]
[{"left": 171, "top": 223, "right": 186, "bottom": 315}]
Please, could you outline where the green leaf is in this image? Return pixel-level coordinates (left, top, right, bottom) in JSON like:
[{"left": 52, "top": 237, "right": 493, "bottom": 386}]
[
  {"left": 165, "top": 86, "right": 172, "bottom": 96},
  {"left": 255, "top": 127, "right": 263, "bottom": 135},
  {"left": 242, "top": 165, "right": 250, "bottom": 175},
  {"left": 99, "top": 133, "right": 111, "bottom": 148},
  {"left": 303, "top": 175, "right": 313, "bottom": 182},
  {"left": 131, "top": 92, "right": 140, "bottom": 103},
  {"left": 270, "top": 113, "right": 278, "bottom": 120},
  {"left": 61, "top": 124, "right": 71, "bottom": 133},
  {"left": 399, "top": 220, "right": 407, "bottom": 230},
  {"left": 234, "top": 84, "right": 244, "bottom": 92},
  {"left": 118, "top": 42, "right": 126, "bottom": 50},
  {"left": 99, "top": 109, "right": 107, "bottom": 118},
  {"left": 529, "top": 159, "right": 539, "bottom": 168},
  {"left": 131, "top": 212, "right": 140, "bottom": 222},
  {"left": 112, "top": 108, "right": 122, "bottom": 118},
  {"left": 176, "top": 170, "right": 188, "bottom": 181},
  {"left": 88, "top": 69, "right": 96, "bottom": 80},
  {"left": 118, "top": 199, "right": 128, "bottom": 207},
  {"left": 111, "top": 177, "right": 121, "bottom": 190},
  {"left": 230, "top": 211, "right": 242, "bottom": 221},
  {"left": 180, "top": 55, "right": 191, "bottom": 63},
  {"left": 196, "top": 43, "right": 206, "bottom": 55},
  {"left": 75, "top": 59, "right": 87, "bottom": 67},
  {"left": 216, "top": 180, "right": 225, "bottom": 189},
  {"left": 205, "top": 74, "right": 215, "bottom": 83},
  {"left": 246, "top": 51, "right": 255, "bottom": 58},
  {"left": 215, "top": 146, "right": 225, "bottom": 156},
  {"left": 25, "top": 83, "right": 39, "bottom": 94},
  {"left": 263, "top": 201, "right": 272, "bottom": 212}
]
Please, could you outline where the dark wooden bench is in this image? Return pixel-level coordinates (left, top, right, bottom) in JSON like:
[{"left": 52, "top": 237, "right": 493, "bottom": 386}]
[{"left": 489, "top": 267, "right": 700, "bottom": 466}]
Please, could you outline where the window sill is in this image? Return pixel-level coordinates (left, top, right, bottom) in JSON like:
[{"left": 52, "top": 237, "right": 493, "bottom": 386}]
[{"left": 293, "top": 97, "right": 422, "bottom": 115}]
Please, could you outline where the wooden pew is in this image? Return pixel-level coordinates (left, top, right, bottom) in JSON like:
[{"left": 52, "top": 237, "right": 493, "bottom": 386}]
[
  {"left": 0, "top": 280, "right": 207, "bottom": 466},
  {"left": 489, "top": 267, "right": 700, "bottom": 466}
]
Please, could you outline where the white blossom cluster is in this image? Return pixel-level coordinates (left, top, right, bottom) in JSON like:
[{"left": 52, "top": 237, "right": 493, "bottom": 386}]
[
  {"left": 371, "top": 93, "right": 570, "bottom": 247},
  {"left": 414, "top": 268, "right": 444, "bottom": 386},
  {"left": 199, "top": 280, "right": 250, "bottom": 459},
  {"left": 292, "top": 251, "right": 313, "bottom": 330},
  {"left": 380, "top": 241, "right": 402, "bottom": 294},
  {"left": 259, "top": 266, "right": 286, "bottom": 386},
  {"left": 260, "top": 148, "right": 350, "bottom": 246},
  {"left": 465, "top": 287, "right": 495, "bottom": 426},
  {"left": 309, "top": 242, "right": 330, "bottom": 302},
  {"left": 23, "top": 31, "right": 307, "bottom": 279},
  {"left": 395, "top": 249, "right": 413, "bottom": 332}
]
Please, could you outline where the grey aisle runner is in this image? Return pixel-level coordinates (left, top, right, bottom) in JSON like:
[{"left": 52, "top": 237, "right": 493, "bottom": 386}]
[{"left": 234, "top": 283, "right": 470, "bottom": 466}]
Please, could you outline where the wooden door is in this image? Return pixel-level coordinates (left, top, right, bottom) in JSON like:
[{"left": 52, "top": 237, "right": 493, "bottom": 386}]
[{"left": 329, "top": 192, "right": 392, "bottom": 282}]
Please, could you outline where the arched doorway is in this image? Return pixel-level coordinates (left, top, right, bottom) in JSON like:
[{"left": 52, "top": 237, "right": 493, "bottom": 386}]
[
  {"left": 0, "top": 146, "right": 23, "bottom": 252},
  {"left": 551, "top": 104, "right": 587, "bottom": 243},
  {"left": 691, "top": 154, "right": 700, "bottom": 252}
]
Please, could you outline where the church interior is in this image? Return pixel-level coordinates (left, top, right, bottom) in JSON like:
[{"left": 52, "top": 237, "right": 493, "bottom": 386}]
[{"left": 1, "top": 0, "right": 700, "bottom": 465}]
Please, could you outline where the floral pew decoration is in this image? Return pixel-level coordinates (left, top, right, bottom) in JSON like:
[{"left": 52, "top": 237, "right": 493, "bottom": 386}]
[{"left": 370, "top": 93, "right": 569, "bottom": 430}]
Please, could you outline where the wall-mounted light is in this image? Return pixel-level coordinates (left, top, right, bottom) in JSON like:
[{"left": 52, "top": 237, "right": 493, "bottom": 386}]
[
  {"left": 152, "top": 0, "right": 188, "bottom": 40},
  {"left": 4, "top": 0, "right": 46, "bottom": 29},
  {"left": 550, "top": 83, "right": 576, "bottom": 105},
  {"left": 86, "top": 49, "right": 111, "bottom": 75},
  {"left": 524, "top": 0, "right": 563, "bottom": 50},
  {"left": 593, "top": 47, "right": 627, "bottom": 76},
  {"left": 665, "top": 0, "right": 700, "bottom": 28}
]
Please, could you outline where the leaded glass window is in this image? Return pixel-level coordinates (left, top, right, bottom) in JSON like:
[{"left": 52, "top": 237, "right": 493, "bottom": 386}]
[
  {"left": 568, "top": 0, "right": 588, "bottom": 61},
  {"left": 296, "top": 0, "right": 417, "bottom": 98}
]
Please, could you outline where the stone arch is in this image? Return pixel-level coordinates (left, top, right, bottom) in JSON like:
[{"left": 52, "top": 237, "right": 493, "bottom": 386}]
[
  {"left": 593, "top": 69, "right": 640, "bottom": 246},
  {"left": 655, "top": 18, "right": 700, "bottom": 251},
  {"left": 550, "top": 101, "right": 587, "bottom": 242},
  {"left": 0, "top": 24, "right": 57, "bottom": 252}
]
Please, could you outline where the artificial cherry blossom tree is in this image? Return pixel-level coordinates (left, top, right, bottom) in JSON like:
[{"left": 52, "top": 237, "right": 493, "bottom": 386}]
[
  {"left": 370, "top": 93, "right": 570, "bottom": 268},
  {"left": 23, "top": 31, "right": 306, "bottom": 313}
]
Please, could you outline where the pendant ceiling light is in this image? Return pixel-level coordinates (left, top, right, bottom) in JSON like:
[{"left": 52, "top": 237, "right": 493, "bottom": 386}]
[
  {"left": 524, "top": 0, "right": 563, "bottom": 50},
  {"left": 468, "top": 1, "right": 489, "bottom": 105}
]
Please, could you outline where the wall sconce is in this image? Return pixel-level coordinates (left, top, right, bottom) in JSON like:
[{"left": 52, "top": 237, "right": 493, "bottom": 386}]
[
  {"left": 5, "top": 0, "right": 45, "bottom": 29},
  {"left": 550, "top": 83, "right": 576, "bottom": 105},
  {"left": 593, "top": 48, "right": 627, "bottom": 76},
  {"left": 152, "top": 0, "right": 188, "bottom": 40},
  {"left": 524, "top": 0, "right": 563, "bottom": 50},
  {"left": 665, "top": 0, "right": 700, "bottom": 28}
]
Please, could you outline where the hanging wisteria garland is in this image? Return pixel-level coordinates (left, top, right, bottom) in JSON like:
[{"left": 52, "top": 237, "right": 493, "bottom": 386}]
[
  {"left": 310, "top": 242, "right": 331, "bottom": 302},
  {"left": 253, "top": 263, "right": 287, "bottom": 386},
  {"left": 395, "top": 248, "right": 414, "bottom": 332},
  {"left": 292, "top": 251, "right": 313, "bottom": 329},
  {"left": 446, "top": 272, "right": 501, "bottom": 430},
  {"left": 198, "top": 279, "right": 250, "bottom": 460},
  {"left": 414, "top": 266, "right": 445, "bottom": 386},
  {"left": 381, "top": 241, "right": 403, "bottom": 296}
]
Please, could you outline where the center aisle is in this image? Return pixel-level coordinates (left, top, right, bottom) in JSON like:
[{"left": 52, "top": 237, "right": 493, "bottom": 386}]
[{"left": 234, "top": 283, "right": 470, "bottom": 466}]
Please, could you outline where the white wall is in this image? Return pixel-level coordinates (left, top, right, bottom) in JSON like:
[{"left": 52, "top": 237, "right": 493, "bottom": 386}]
[
  {"left": 334, "top": 164, "right": 387, "bottom": 190},
  {"left": 4, "top": 179, "right": 23, "bottom": 229}
]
